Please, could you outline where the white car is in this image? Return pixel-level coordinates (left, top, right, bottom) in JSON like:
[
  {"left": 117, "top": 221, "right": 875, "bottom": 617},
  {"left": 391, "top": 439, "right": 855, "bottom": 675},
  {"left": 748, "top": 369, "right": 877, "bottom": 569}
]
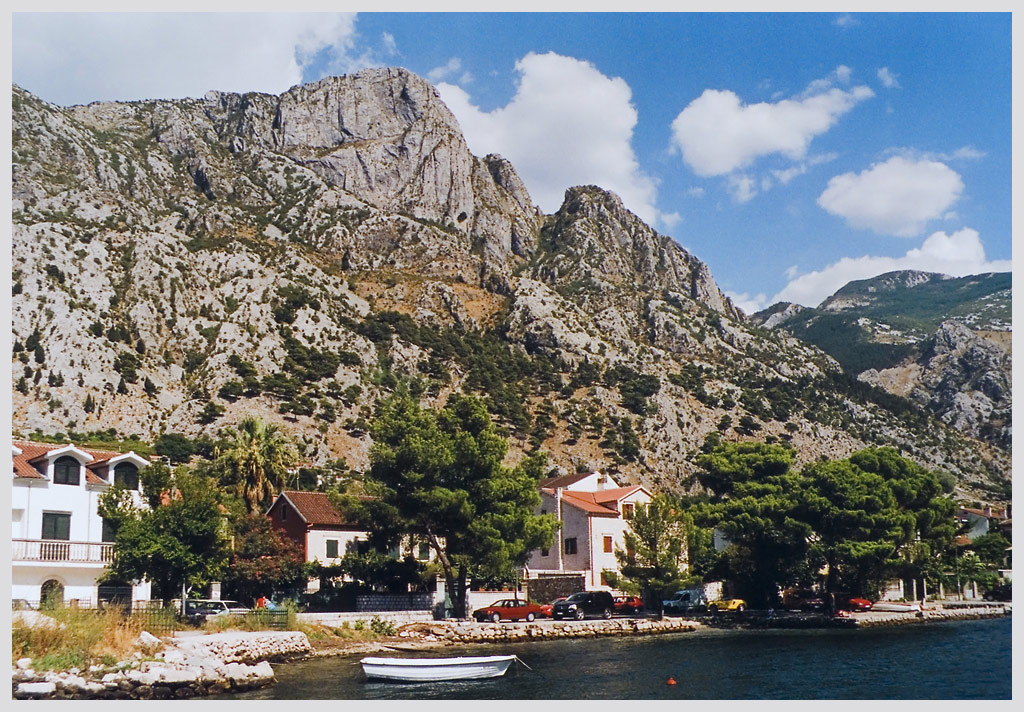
[{"left": 184, "top": 599, "right": 249, "bottom": 623}]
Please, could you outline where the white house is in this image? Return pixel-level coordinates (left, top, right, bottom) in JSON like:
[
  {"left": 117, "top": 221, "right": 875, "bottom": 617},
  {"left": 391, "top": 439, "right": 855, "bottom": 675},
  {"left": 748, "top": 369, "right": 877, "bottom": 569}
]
[
  {"left": 11, "top": 439, "right": 153, "bottom": 607},
  {"left": 526, "top": 471, "right": 655, "bottom": 590}
]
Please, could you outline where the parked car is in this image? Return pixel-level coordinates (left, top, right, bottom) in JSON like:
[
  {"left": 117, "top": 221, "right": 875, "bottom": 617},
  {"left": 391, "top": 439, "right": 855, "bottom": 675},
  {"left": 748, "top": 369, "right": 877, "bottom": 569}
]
[
  {"left": 782, "top": 588, "right": 824, "bottom": 611},
  {"left": 708, "top": 598, "right": 746, "bottom": 613},
  {"left": 614, "top": 595, "right": 644, "bottom": 615},
  {"left": 662, "top": 588, "right": 708, "bottom": 615},
  {"left": 835, "top": 594, "right": 873, "bottom": 611},
  {"left": 472, "top": 598, "right": 546, "bottom": 623},
  {"left": 184, "top": 599, "right": 249, "bottom": 624},
  {"left": 552, "top": 591, "right": 616, "bottom": 620},
  {"left": 540, "top": 597, "right": 566, "bottom": 618}
]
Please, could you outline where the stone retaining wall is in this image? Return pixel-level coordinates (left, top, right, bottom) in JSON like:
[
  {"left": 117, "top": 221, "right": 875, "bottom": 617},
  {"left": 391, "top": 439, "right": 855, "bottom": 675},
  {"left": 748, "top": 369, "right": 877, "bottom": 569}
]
[
  {"left": 297, "top": 610, "right": 436, "bottom": 627},
  {"left": 12, "top": 631, "right": 311, "bottom": 700},
  {"left": 854, "top": 603, "right": 1009, "bottom": 628},
  {"left": 398, "top": 616, "right": 701, "bottom": 645}
]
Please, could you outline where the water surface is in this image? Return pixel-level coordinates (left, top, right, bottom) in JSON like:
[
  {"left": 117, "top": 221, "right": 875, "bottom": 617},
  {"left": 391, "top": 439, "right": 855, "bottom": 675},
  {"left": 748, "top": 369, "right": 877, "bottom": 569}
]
[{"left": 222, "top": 617, "right": 1011, "bottom": 699}]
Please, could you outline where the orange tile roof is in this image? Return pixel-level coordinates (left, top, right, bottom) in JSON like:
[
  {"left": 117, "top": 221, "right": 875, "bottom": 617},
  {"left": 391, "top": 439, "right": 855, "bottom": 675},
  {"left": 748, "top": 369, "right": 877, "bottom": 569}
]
[
  {"left": 278, "top": 490, "right": 360, "bottom": 528},
  {"left": 959, "top": 506, "right": 1010, "bottom": 520},
  {"left": 539, "top": 472, "right": 592, "bottom": 489},
  {"left": 593, "top": 486, "right": 644, "bottom": 504},
  {"left": 544, "top": 489, "right": 619, "bottom": 517},
  {"left": 12, "top": 440, "right": 141, "bottom": 485}
]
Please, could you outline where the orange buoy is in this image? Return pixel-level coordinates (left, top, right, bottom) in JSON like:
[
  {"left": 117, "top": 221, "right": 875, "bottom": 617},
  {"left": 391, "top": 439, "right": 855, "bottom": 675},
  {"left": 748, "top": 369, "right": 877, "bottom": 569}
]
[{"left": 667, "top": 677, "right": 677, "bottom": 686}]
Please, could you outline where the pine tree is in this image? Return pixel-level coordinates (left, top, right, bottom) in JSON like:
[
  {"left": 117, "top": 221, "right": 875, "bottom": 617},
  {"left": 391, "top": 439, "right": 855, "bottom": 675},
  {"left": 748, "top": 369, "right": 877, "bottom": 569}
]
[
  {"left": 84, "top": 393, "right": 96, "bottom": 413},
  {"left": 117, "top": 376, "right": 128, "bottom": 394},
  {"left": 144, "top": 377, "right": 158, "bottom": 397}
]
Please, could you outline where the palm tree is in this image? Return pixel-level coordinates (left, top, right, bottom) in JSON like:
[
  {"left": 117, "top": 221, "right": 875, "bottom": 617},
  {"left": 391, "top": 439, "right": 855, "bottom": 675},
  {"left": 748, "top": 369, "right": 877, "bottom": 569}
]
[{"left": 217, "top": 417, "right": 296, "bottom": 513}]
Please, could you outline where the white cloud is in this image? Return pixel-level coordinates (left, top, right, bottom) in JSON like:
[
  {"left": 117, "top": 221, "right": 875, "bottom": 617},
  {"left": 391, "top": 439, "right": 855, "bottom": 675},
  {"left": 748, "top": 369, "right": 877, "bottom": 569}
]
[
  {"left": 427, "top": 57, "right": 464, "bottom": 84},
  {"left": 877, "top": 67, "right": 900, "bottom": 89},
  {"left": 13, "top": 13, "right": 360, "bottom": 106},
  {"left": 817, "top": 156, "right": 964, "bottom": 237},
  {"left": 661, "top": 212, "right": 682, "bottom": 229},
  {"left": 884, "top": 145, "right": 986, "bottom": 163},
  {"left": 727, "top": 175, "right": 757, "bottom": 204},
  {"left": 769, "top": 152, "right": 838, "bottom": 186},
  {"left": 770, "top": 228, "right": 1010, "bottom": 308},
  {"left": 381, "top": 32, "right": 398, "bottom": 57},
  {"left": 726, "top": 291, "right": 768, "bottom": 315},
  {"left": 670, "top": 74, "right": 874, "bottom": 177},
  {"left": 687, "top": 187, "right": 706, "bottom": 198},
  {"left": 949, "top": 146, "right": 986, "bottom": 160},
  {"left": 835, "top": 14, "right": 859, "bottom": 28},
  {"left": 438, "top": 51, "right": 662, "bottom": 226}
]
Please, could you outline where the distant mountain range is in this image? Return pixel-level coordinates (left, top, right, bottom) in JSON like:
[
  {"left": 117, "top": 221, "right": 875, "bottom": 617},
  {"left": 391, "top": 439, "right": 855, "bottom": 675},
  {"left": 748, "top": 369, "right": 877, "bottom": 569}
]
[
  {"left": 754, "top": 271, "right": 1011, "bottom": 450},
  {"left": 10, "top": 69, "right": 1011, "bottom": 502}
]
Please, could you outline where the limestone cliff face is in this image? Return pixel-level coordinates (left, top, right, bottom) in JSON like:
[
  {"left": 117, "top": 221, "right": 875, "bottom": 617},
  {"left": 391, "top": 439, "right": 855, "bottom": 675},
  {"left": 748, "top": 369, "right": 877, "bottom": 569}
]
[
  {"left": 861, "top": 321, "right": 1012, "bottom": 448},
  {"left": 533, "top": 186, "right": 739, "bottom": 319},
  {"left": 10, "top": 71, "right": 1010, "bottom": 501}
]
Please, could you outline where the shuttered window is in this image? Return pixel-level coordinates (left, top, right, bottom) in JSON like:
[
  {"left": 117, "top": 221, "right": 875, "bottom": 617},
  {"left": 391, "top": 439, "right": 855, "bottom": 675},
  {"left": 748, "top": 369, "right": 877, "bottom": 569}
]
[
  {"left": 53, "top": 456, "right": 80, "bottom": 485},
  {"left": 42, "top": 512, "right": 71, "bottom": 540}
]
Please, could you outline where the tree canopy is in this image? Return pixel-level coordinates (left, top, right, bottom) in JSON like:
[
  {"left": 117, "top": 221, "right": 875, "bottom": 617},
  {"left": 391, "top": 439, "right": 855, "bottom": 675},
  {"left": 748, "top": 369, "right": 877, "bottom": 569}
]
[
  {"left": 99, "top": 468, "right": 230, "bottom": 600},
  {"left": 340, "top": 392, "right": 558, "bottom": 617},
  {"left": 220, "top": 514, "right": 308, "bottom": 604},
  {"left": 214, "top": 417, "right": 297, "bottom": 514},
  {"left": 693, "top": 442, "right": 957, "bottom": 605},
  {"left": 614, "top": 495, "right": 690, "bottom": 611}
]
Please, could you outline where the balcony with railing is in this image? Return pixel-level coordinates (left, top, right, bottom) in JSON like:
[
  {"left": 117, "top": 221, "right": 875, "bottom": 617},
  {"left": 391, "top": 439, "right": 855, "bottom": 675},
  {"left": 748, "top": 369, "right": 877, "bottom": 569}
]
[{"left": 12, "top": 539, "right": 113, "bottom": 565}]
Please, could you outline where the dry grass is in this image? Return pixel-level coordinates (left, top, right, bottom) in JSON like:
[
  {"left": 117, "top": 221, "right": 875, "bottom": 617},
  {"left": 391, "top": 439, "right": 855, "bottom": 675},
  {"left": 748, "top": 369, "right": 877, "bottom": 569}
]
[
  {"left": 12, "top": 606, "right": 149, "bottom": 670},
  {"left": 295, "top": 618, "right": 396, "bottom": 650}
]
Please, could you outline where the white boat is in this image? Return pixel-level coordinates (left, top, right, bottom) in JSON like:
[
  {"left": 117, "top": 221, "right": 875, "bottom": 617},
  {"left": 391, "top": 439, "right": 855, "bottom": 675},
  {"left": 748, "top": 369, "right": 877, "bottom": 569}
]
[
  {"left": 360, "top": 654, "right": 517, "bottom": 682},
  {"left": 871, "top": 601, "right": 922, "bottom": 612}
]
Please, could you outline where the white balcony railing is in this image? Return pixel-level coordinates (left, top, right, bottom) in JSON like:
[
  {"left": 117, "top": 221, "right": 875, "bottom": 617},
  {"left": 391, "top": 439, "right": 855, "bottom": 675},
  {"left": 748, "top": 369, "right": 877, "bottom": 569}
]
[{"left": 12, "top": 539, "right": 113, "bottom": 564}]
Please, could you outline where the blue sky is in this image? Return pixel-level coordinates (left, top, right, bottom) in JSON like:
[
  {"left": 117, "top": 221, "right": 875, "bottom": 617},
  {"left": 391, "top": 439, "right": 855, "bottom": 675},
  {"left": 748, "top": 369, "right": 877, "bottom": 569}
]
[{"left": 10, "top": 9, "right": 1014, "bottom": 312}]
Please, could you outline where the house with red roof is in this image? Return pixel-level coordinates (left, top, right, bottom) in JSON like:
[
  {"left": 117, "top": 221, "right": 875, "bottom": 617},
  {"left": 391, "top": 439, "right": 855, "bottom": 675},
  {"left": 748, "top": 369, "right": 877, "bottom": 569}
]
[
  {"left": 526, "top": 471, "right": 657, "bottom": 590},
  {"left": 11, "top": 440, "right": 153, "bottom": 607},
  {"left": 266, "top": 490, "right": 434, "bottom": 592}
]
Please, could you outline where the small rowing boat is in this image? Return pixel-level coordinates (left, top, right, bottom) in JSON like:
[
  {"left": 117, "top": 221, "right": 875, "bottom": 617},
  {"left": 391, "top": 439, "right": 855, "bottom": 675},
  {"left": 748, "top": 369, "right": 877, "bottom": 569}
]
[
  {"left": 870, "top": 601, "right": 922, "bottom": 613},
  {"left": 360, "top": 654, "right": 517, "bottom": 682}
]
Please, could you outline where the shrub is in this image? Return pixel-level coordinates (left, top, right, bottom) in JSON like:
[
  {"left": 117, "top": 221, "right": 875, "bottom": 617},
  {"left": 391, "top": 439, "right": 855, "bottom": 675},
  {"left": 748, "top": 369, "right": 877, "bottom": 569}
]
[{"left": 154, "top": 433, "right": 196, "bottom": 463}]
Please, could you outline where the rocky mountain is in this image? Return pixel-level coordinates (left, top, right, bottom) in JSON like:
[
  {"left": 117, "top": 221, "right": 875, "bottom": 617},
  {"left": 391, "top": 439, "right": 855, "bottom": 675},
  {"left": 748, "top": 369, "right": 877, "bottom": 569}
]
[
  {"left": 10, "top": 69, "right": 1011, "bottom": 502},
  {"left": 754, "top": 271, "right": 1011, "bottom": 451}
]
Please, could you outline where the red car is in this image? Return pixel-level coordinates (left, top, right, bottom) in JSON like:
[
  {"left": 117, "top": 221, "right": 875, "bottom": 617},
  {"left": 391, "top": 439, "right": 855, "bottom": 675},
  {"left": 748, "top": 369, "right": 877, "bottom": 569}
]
[
  {"left": 472, "top": 598, "right": 546, "bottom": 623},
  {"left": 540, "top": 597, "right": 566, "bottom": 618},
  {"left": 782, "top": 588, "right": 824, "bottom": 611},
  {"left": 614, "top": 595, "right": 644, "bottom": 614},
  {"left": 837, "top": 595, "right": 873, "bottom": 611}
]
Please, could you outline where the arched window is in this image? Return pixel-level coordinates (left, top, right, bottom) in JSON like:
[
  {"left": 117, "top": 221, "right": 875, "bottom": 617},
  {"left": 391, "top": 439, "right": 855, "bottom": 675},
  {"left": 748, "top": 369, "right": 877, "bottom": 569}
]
[
  {"left": 40, "top": 579, "right": 64, "bottom": 610},
  {"left": 113, "top": 462, "right": 139, "bottom": 490},
  {"left": 52, "top": 456, "right": 80, "bottom": 485}
]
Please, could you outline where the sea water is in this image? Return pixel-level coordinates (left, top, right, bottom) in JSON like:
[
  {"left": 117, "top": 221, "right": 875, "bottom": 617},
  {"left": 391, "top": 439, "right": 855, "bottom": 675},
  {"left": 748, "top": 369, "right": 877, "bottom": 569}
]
[{"left": 218, "top": 616, "right": 1011, "bottom": 700}]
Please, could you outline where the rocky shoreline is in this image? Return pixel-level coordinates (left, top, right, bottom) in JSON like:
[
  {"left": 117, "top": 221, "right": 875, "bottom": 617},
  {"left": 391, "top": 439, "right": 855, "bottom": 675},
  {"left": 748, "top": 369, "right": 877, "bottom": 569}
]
[
  {"left": 12, "top": 631, "right": 310, "bottom": 700},
  {"left": 12, "top": 603, "right": 1009, "bottom": 699}
]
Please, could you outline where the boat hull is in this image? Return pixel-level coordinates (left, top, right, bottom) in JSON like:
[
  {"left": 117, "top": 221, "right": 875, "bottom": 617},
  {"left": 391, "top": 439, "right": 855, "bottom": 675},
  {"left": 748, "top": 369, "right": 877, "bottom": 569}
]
[
  {"left": 360, "top": 655, "right": 516, "bottom": 682},
  {"left": 871, "top": 602, "right": 922, "bottom": 612}
]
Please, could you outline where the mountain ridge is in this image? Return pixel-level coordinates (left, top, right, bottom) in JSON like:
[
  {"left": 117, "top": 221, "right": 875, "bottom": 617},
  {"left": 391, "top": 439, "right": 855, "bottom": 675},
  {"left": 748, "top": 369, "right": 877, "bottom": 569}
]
[{"left": 11, "top": 69, "right": 1010, "bottom": 502}]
